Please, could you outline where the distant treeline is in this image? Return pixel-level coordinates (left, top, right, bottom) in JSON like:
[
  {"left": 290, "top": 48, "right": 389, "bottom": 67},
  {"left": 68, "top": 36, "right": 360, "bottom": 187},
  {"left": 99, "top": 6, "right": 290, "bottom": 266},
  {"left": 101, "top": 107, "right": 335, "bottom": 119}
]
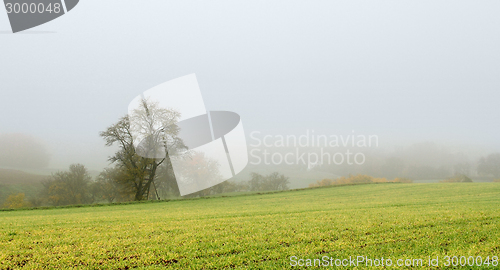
[
  {"left": 314, "top": 143, "right": 500, "bottom": 180},
  {"left": 1, "top": 166, "right": 290, "bottom": 209},
  {"left": 4, "top": 101, "right": 500, "bottom": 209}
]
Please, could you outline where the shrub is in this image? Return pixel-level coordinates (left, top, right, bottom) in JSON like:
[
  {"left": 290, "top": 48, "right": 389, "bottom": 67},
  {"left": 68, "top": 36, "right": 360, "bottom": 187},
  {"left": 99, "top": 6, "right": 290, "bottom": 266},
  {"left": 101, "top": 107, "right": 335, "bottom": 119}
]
[
  {"left": 249, "top": 172, "right": 290, "bottom": 192},
  {"left": 2, "top": 193, "right": 31, "bottom": 209},
  {"left": 440, "top": 174, "right": 473, "bottom": 183},
  {"left": 393, "top": 177, "right": 413, "bottom": 183},
  {"left": 309, "top": 175, "right": 412, "bottom": 188},
  {"left": 310, "top": 178, "right": 337, "bottom": 187}
]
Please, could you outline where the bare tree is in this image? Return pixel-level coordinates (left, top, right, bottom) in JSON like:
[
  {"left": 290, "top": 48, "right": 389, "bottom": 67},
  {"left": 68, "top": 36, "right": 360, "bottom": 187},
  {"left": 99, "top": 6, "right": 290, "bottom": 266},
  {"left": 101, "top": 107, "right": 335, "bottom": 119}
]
[{"left": 100, "top": 99, "right": 185, "bottom": 201}]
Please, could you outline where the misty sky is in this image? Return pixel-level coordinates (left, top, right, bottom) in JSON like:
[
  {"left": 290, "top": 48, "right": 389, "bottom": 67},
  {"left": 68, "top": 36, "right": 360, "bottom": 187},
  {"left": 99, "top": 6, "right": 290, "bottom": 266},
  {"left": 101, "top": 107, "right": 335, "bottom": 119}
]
[{"left": 1, "top": 0, "right": 499, "bottom": 171}]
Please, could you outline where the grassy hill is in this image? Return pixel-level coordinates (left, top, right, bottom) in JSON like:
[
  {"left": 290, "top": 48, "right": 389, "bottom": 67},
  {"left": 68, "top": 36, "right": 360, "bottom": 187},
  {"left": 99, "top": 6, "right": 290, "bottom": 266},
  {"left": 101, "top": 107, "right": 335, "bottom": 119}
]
[
  {"left": 1, "top": 183, "right": 499, "bottom": 269},
  {"left": 0, "top": 169, "right": 47, "bottom": 205},
  {"left": 0, "top": 168, "right": 47, "bottom": 185}
]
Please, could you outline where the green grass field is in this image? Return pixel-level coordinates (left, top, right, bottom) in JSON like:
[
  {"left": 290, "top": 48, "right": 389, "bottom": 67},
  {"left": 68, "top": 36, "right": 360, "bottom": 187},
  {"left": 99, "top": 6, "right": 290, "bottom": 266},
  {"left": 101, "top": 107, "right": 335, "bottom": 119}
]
[{"left": 1, "top": 183, "right": 499, "bottom": 269}]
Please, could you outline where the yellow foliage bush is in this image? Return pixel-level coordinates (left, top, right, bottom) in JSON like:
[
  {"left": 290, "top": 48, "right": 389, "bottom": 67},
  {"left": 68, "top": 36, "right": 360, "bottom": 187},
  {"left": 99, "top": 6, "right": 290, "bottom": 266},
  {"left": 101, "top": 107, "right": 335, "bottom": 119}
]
[
  {"left": 393, "top": 177, "right": 413, "bottom": 183},
  {"left": 2, "top": 193, "right": 31, "bottom": 209},
  {"left": 309, "top": 175, "right": 412, "bottom": 188},
  {"left": 440, "top": 174, "right": 472, "bottom": 183}
]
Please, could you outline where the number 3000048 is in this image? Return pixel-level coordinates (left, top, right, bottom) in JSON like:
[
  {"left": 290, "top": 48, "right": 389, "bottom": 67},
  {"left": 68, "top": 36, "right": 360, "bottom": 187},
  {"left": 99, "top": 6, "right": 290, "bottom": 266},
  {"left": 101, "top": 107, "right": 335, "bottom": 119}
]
[{"left": 5, "top": 3, "right": 62, "bottom": 14}]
